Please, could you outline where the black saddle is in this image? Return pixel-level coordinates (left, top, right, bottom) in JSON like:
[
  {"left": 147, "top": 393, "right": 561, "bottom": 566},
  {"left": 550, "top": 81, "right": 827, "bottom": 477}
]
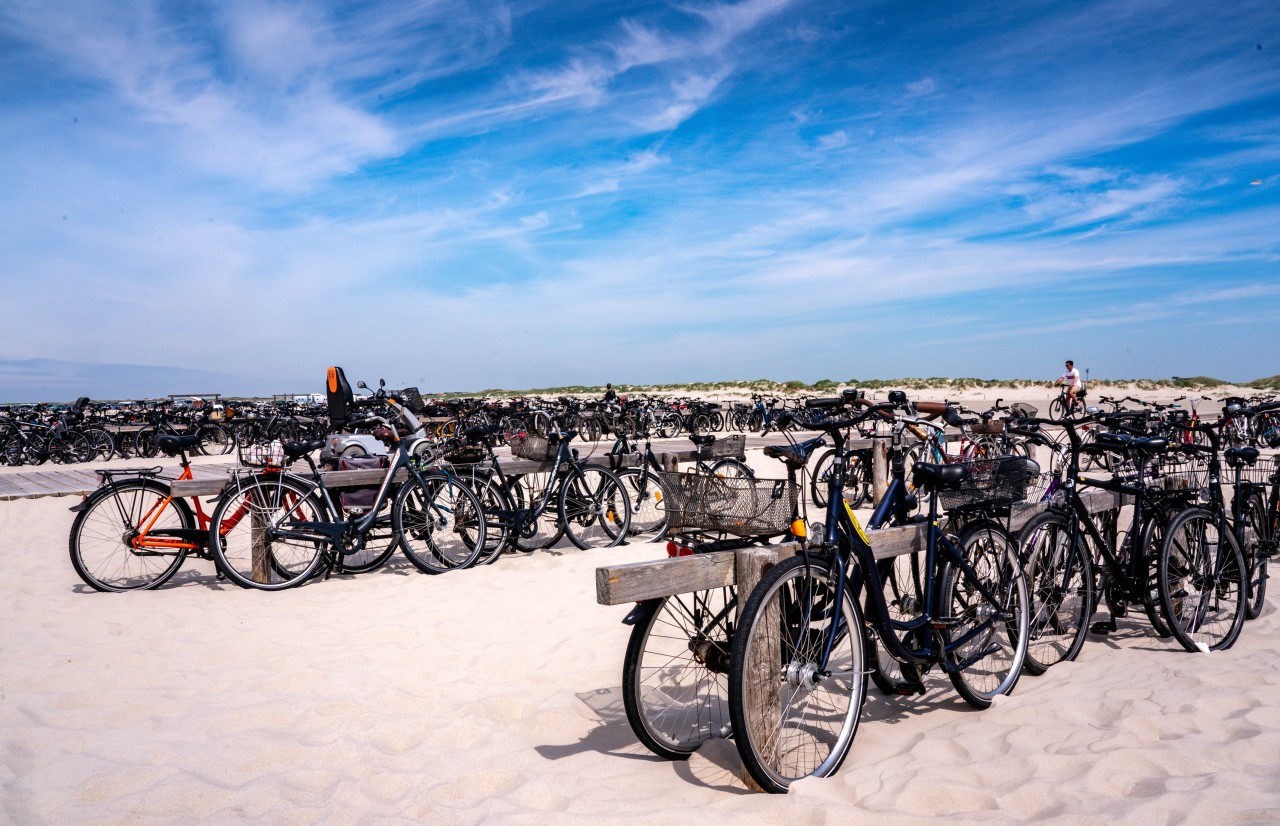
[
  {"left": 465, "top": 423, "right": 501, "bottom": 443},
  {"left": 688, "top": 434, "right": 716, "bottom": 446},
  {"left": 912, "top": 462, "right": 967, "bottom": 491},
  {"left": 283, "top": 439, "right": 324, "bottom": 460},
  {"left": 762, "top": 436, "right": 826, "bottom": 471},
  {"left": 1226, "top": 446, "right": 1260, "bottom": 467},
  {"left": 156, "top": 434, "right": 202, "bottom": 455}
]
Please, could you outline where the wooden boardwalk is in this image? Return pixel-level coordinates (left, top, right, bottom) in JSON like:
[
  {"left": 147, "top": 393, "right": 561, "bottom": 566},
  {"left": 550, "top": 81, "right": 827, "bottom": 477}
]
[{"left": 0, "top": 462, "right": 237, "bottom": 501}]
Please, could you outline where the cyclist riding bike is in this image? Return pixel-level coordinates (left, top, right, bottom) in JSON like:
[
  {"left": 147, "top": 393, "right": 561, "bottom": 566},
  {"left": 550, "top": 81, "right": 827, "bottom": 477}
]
[{"left": 1054, "top": 360, "right": 1084, "bottom": 414}]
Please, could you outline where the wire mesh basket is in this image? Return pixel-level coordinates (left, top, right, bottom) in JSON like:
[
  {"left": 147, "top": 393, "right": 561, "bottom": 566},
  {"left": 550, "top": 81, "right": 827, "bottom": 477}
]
[
  {"left": 694, "top": 434, "right": 746, "bottom": 460},
  {"left": 1148, "top": 454, "right": 1210, "bottom": 491},
  {"left": 660, "top": 472, "right": 798, "bottom": 537},
  {"left": 1229, "top": 456, "right": 1280, "bottom": 486},
  {"left": 510, "top": 432, "right": 558, "bottom": 461},
  {"left": 238, "top": 440, "right": 285, "bottom": 469},
  {"left": 936, "top": 456, "right": 1035, "bottom": 512},
  {"left": 1009, "top": 402, "right": 1038, "bottom": 418}
]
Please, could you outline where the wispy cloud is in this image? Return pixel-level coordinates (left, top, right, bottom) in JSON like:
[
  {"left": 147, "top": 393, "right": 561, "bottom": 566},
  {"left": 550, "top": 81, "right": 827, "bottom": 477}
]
[{"left": 0, "top": 0, "right": 1277, "bottom": 392}]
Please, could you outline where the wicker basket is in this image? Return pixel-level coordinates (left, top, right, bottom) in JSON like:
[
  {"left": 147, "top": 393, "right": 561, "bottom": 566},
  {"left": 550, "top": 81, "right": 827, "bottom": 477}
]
[
  {"left": 969, "top": 419, "right": 1004, "bottom": 435},
  {"left": 510, "top": 432, "right": 558, "bottom": 461},
  {"left": 660, "top": 472, "right": 797, "bottom": 537},
  {"left": 694, "top": 434, "right": 746, "bottom": 460},
  {"left": 936, "top": 456, "right": 1034, "bottom": 512}
]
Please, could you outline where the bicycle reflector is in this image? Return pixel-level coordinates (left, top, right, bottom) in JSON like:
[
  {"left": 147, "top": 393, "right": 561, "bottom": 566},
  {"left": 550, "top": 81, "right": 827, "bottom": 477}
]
[
  {"left": 791, "top": 519, "right": 807, "bottom": 539},
  {"left": 665, "top": 541, "right": 694, "bottom": 557}
]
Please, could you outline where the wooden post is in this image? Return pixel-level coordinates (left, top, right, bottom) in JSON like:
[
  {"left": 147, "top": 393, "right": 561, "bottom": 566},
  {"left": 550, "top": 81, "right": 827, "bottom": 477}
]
[
  {"left": 250, "top": 489, "right": 269, "bottom": 584},
  {"left": 872, "top": 438, "right": 889, "bottom": 506},
  {"left": 736, "top": 547, "right": 781, "bottom": 792}
]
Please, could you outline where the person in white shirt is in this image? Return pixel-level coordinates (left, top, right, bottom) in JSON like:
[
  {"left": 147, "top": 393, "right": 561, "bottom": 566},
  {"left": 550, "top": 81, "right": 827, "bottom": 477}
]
[{"left": 1055, "top": 360, "right": 1082, "bottom": 411}]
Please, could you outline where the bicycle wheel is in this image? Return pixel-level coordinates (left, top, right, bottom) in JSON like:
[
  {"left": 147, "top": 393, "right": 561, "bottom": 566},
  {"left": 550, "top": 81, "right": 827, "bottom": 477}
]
[
  {"left": 655, "top": 411, "right": 681, "bottom": 439},
  {"left": 210, "top": 474, "right": 331, "bottom": 590},
  {"left": 728, "top": 554, "right": 866, "bottom": 794},
  {"left": 469, "top": 473, "right": 515, "bottom": 564},
  {"left": 1138, "top": 510, "right": 1176, "bottom": 637},
  {"left": 506, "top": 472, "right": 565, "bottom": 551},
  {"left": 69, "top": 478, "right": 191, "bottom": 591},
  {"left": 622, "top": 587, "right": 736, "bottom": 760},
  {"left": 1241, "top": 491, "right": 1269, "bottom": 620},
  {"left": 617, "top": 468, "right": 669, "bottom": 538},
  {"left": 559, "top": 465, "right": 631, "bottom": 550},
  {"left": 709, "top": 457, "right": 753, "bottom": 480},
  {"left": 48, "top": 432, "right": 88, "bottom": 464},
  {"left": 1158, "top": 508, "right": 1246, "bottom": 651},
  {"left": 1017, "top": 511, "right": 1093, "bottom": 675},
  {"left": 197, "top": 423, "right": 233, "bottom": 455},
  {"left": 81, "top": 427, "right": 116, "bottom": 462},
  {"left": 941, "top": 522, "right": 1029, "bottom": 708},
  {"left": 810, "top": 449, "right": 870, "bottom": 510},
  {"left": 394, "top": 473, "right": 487, "bottom": 573}
]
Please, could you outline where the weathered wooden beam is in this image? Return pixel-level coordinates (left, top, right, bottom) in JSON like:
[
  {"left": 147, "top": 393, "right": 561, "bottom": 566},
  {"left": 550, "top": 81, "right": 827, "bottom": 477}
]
[{"left": 595, "top": 487, "right": 1127, "bottom": 606}]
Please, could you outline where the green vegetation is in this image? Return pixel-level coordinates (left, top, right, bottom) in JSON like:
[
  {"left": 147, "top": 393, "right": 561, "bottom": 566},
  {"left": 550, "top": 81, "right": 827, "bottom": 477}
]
[{"left": 1246, "top": 375, "right": 1280, "bottom": 391}]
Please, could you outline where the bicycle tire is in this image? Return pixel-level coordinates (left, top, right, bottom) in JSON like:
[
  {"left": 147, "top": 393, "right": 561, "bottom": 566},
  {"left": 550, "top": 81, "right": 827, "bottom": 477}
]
[
  {"left": 1137, "top": 510, "right": 1175, "bottom": 637},
  {"left": 197, "top": 423, "right": 233, "bottom": 455},
  {"left": 728, "top": 554, "right": 866, "bottom": 794},
  {"left": 941, "top": 522, "right": 1029, "bottom": 707},
  {"left": 616, "top": 468, "right": 669, "bottom": 538},
  {"left": 1157, "top": 508, "right": 1246, "bottom": 651},
  {"left": 1017, "top": 510, "right": 1093, "bottom": 675},
  {"left": 706, "top": 457, "right": 751, "bottom": 481},
  {"left": 559, "top": 465, "right": 631, "bottom": 550},
  {"left": 210, "top": 473, "right": 331, "bottom": 590},
  {"left": 1242, "top": 491, "right": 1269, "bottom": 620},
  {"left": 810, "top": 448, "right": 870, "bottom": 510},
  {"left": 69, "top": 478, "right": 191, "bottom": 591},
  {"left": 469, "top": 473, "right": 515, "bottom": 564},
  {"left": 81, "top": 426, "right": 116, "bottom": 462},
  {"left": 622, "top": 588, "right": 736, "bottom": 760},
  {"left": 394, "top": 472, "right": 487, "bottom": 573}
]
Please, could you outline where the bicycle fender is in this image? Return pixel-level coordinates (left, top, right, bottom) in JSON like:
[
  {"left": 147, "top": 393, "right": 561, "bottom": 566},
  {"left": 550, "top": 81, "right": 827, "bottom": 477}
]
[
  {"left": 622, "top": 598, "right": 662, "bottom": 626},
  {"left": 68, "top": 496, "right": 91, "bottom": 513}
]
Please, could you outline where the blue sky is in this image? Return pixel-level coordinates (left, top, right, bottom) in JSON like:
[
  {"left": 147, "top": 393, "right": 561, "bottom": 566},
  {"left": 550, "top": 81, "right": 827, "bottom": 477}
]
[{"left": 1, "top": 0, "right": 1277, "bottom": 398}]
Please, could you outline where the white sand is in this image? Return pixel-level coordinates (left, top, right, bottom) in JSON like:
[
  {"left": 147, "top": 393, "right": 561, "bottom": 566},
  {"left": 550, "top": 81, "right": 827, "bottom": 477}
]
[{"left": 2, "top": 387, "right": 1278, "bottom": 823}]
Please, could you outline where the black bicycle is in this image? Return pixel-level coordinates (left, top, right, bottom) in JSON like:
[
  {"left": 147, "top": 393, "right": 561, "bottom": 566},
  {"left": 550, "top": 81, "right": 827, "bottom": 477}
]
[{"left": 726, "top": 394, "right": 1030, "bottom": 793}]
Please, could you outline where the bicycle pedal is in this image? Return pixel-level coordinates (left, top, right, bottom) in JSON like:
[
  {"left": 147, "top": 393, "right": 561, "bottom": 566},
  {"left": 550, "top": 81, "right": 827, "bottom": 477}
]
[{"left": 1089, "top": 618, "right": 1117, "bottom": 635}]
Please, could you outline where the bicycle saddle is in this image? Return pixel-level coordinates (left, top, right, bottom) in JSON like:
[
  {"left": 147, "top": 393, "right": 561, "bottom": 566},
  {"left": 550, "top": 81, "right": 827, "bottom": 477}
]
[
  {"left": 912, "top": 462, "right": 967, "bottom": 491},
  {"left": 1094, "top": 432, "right": 1134, "bottom": 452},
  {"left": 465, "top": 423, "right": 501, "bottom": 443},
  {"left": 283, "top": 439, "right": 324, "bottom": 460},
  {"left": 1131, "top": 437, "right": 1169, "bottom": 456},
  {"left": 1225, "top": 446, "right": 1260, "bottom": 467},
  {"left": 763, "top": 436, "right": 826, "bottom": 471},
  {"left": 156, "top": 434, "right": 202, "bottom": 455},
  {"left": 688, "top": 434, "right": 717, "bottom": 446}
]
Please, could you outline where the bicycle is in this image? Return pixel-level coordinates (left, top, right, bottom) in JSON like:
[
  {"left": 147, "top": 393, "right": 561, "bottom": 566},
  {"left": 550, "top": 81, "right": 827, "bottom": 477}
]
[
  {"left": 68, "top": 433, "right": 221, "bottom": 590},
  {"left": 620, "top": 403, "right": 828, "bottom": 761},
  {"left": 1155, "top": 416, "right": 1256, "bottom": 650},
  {"left": 607, "top": 430, "right": 754, "bottom": 539},
  {"left": 725, "top": 395, "right": 1030, "bottom": 792},
  {"left": 208, "top": 381, "right": 489, "bottom": 589}
]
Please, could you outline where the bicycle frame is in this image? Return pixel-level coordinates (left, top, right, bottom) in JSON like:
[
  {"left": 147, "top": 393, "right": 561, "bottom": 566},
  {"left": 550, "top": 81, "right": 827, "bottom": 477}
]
[{"left": 802, "top": 413, "right": 1020, "bottom": 673}]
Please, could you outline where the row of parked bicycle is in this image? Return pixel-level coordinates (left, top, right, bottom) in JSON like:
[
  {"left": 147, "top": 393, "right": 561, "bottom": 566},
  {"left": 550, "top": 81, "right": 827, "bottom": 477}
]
[{"left": 614, "top": 388, "right": 1280, "bottom": 793}]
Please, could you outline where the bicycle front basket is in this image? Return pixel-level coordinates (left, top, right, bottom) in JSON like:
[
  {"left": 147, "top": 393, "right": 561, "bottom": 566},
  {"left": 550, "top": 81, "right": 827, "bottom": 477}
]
[
  {"left": 698, "top": 434, "right": 746, "bottom": 460},
  {"left": 937, "top": 456, "right": 1034, "bottom": 512},
  {"left": 969, "top": 419, "right": 1004, "bottom": 435},
  {"left": 510, "top": 432, "right": 558, "bottom": 461},
  {"left": 659, "top": 472, "right": 797, "bottom": 537}
]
